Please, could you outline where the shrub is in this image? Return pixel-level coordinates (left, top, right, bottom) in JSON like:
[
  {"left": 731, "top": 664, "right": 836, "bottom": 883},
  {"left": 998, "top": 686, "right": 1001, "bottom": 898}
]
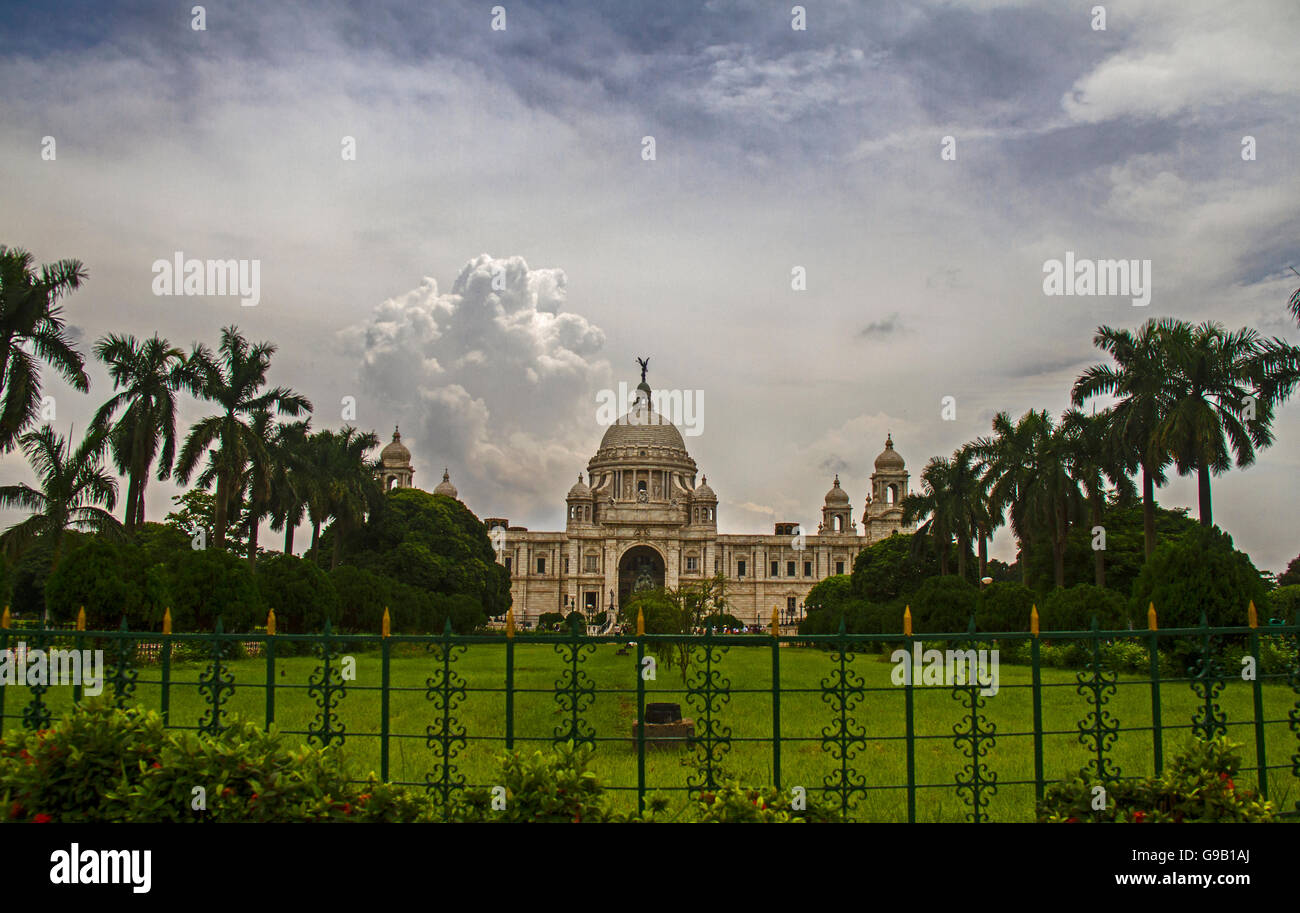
[
  {"left": 44, "top": 537, "right": 171, "bottom": 630},
  {"left": 1037, "top": 736, "right": 1276, "bottom": 823},
  {"left": 1130, "top": 526, "right": 1266, "bottom": 629},
  {"left": 975, "top": 581, "right": 1035, "bottom": 633},
  {"left": 455, "top": 742, "right": 628, "bottom": 823},
  {"left": 256, "top": 553, "right": 340, "bottom": 633},
  {"left": 694, "top": 780, "right": 838, "bottom": 823},
  {"left": 1042, "top": 584, "right": 1131, "bottom": 631},
  {"left": 167, "top": 547, "right": 263, "bottom": 632},
  {"left": 1266, "top": 584, "right": 1300, "bottom": 624},
  {"left": 908, "top": 576, "right": 977, "bottom": 634},
  {"left": 536, "top": 611, "right": 565, "bottom": 632},
  {"left": 0, "top": 700, "right": 431, "bottom": 823}
]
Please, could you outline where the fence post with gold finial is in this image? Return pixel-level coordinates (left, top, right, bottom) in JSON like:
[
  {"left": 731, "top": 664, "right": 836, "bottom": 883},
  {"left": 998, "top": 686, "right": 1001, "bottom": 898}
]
[
  {"left": 160, "top": 608, "right": 173, "bottom": 726},
  {"left": 380, "top": 607, "right": 393, "bottom": 778},
  {"left": 1247, "top": 599, "right": 1269, "bottom": 798},
  {"left": 263, "top": 608, "right": 277, "bottom": 728},
  {"left": 1029, "top": 604, "right": 1045, "bottom": 801},
  {"left": 1, "top": 606, "right": 9, "bottom": 629},
  {"left": 72, "top": 607, "right": 87, "bottom": 703},
  {"left": 770, "top": 606, "right": 782, "bottom": 789},
  {"left": 503, "top": 608, "right": 515, "bottom": 752},
  {"left": 1146, "top": 602, "right": 1163, "bottom": 774},
  {"left": 634, "top": 608, "right": 644, "bottom": 816},
  {"left": 903, "top": 604, "right": 916, "bottom": 821}
]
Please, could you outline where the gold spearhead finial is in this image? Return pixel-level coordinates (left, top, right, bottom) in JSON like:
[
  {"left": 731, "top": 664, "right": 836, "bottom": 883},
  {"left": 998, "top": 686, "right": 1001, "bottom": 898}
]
[
  {"left": 1147, "top": 602, "right": 1158, "bottom": 631},
  {"left": 770, "top": 607, "right": 779, "bottom": 638},
  {"left": 1030, "top": 604, "right": 1039, "bottom": 637},
  {"left": 2, "top": 606, "right": 10, "bottom": 629},
  {"left": 505, "top": 608, "right": 514, "bottom": 639},
  {"left": 903, "top": 605, "right": 912, "bottom": 637},
  {"left": 76, "top": 606, "right": 86, "bottom": 631},
  {"left": 382, "top": 607, "right": 391, "bottom": 637},
  {"left": 1248, "top": 600, "right": 1258, "bottom": 629},
  {"left": 636, "top": 608, "right": 645, "bottom": 637},
  {"left": 267, "top": 608, "right": 276, "bottom": 636},
  {"left": 162, "top": 607, "right": 172, "bottom": 635}
]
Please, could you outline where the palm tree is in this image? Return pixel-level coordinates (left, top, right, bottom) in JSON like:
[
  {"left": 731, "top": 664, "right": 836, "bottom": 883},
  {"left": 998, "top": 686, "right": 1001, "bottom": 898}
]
[
  {"left": 1061, "top": 408, "right": 1135, "bottom": 587},
  {"left": 267, "top": 419, "right": 312, "bottom": 555},
  {"left": 318, "top": 426, "right": 381, "bottom": 570},
  {"left": 0, "top": 426, "right": 124, "bottom": 590},
  {"left": 1153, "top": 321, "right": 1280, "bottom": 527},
  {"left": 976, "top": 410, "right": 1083, "bottom": 589},
  {"left": 0, "top": 247, "right": 89, "bottom": 451},
  {"left": 957, "top": 442, "right": 1000, "bottom": 581},
  {"left": 901, "top": 456, "right": 961, "bottom": 576},
  {"left": 91, "top": 334, "right": 194, "bottom": 531},
  {"left": 175, "top": 327, "right": 311, "bottom": 549},
  {"left": 1072, "top": 320, "right": 1176, "bottom": 559}
]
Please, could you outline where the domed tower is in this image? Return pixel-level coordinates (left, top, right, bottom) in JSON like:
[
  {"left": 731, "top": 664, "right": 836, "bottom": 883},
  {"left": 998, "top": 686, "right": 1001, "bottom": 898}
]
[
  {"left": 586, "top": 369, "right": 698, "bottom": 513},
  {"left": 820, "top": 475, "right": 855, "bottom": 535},
  {"left": 433, "top": 468, "right": 459, "bottom": 499},
  {"left": 378, "top": 427, "right": 415, "bottom": 491},
  {"left": 691, "top": 475, "right": 717, "bottom": 528},
  {"left": 864, "top": 434, "right": 910, "bottom": 541},
  {"left": 566, "top": 472, "right": 593, "bottom": 528}
]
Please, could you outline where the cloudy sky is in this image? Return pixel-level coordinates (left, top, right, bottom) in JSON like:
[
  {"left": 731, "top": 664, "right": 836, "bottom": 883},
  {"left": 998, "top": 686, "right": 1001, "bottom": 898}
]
[{"left": 2, "top": 0, "right": 1298, "bottom": 571}]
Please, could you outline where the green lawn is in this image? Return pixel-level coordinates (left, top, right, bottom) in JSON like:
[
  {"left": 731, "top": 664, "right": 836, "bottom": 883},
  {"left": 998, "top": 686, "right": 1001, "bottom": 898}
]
[{"left": 3, "top": 641, "right": 1297, "bottom": 821}]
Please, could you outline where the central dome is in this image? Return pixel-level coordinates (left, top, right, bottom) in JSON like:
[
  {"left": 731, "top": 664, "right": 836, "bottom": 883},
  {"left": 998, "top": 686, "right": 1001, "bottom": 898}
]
[{"left": 596, "top": 405, "right": 689, "bottom": 455}]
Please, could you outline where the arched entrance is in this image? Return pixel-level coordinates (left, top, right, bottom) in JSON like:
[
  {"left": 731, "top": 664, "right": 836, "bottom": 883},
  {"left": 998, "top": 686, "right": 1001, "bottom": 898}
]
[{"left": 618, "top": 545, "right": 665, "bottom": 611}]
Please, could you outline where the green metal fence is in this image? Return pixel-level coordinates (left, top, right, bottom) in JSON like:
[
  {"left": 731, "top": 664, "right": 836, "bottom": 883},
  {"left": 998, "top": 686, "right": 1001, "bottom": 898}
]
[{"left": 1, "top": 606, "right": 1297, "bottom": 822}]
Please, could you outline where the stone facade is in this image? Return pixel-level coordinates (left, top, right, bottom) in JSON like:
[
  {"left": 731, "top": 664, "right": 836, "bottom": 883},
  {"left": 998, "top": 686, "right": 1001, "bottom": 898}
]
[{"left": 479, "top": 379, "right": 913, "bottom": 626}]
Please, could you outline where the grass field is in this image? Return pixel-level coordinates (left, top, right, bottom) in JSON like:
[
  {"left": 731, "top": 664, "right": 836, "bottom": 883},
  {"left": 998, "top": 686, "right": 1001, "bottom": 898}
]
[{"left": 3, "top": 641, "right": 1297, "bottom": 821}]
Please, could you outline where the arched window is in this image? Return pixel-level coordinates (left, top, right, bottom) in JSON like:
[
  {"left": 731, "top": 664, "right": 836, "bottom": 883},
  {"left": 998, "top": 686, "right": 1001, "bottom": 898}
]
[{"left": 887, "top": 484, "right": 898, "bottom": 504}]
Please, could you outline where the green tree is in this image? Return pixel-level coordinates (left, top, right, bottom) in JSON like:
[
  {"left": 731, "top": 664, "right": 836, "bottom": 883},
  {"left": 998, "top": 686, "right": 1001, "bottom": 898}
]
[
  {"left": 804, "top": 574, "right": 853, "bottom": 615},
  {"left": 1040, "top": 584, "right": 1130, "bottom": 631},
  {"left": 1060, "top": 408, "right": 1135, "bottom": 589},
  {"left": 907, "top": 575, "right": 978, "bottom": 634},
  {"left": 1266, "top": 584, "right": 1300, "bottom": 624},
  {"left": 974, "top": 581, "right": 1036, "bottom": 633},
  {"left": 175, "top": 327, "right": 311, "bottom": 550},
  {"left": 164, "top": 489, "right": 248, "bottom": 554},
  {"left": 267, "top": 419, "right": 312, "bottom": 555},
  {"left": 1073, "top": 320, "right": 1178, "bottom": 559},
  {"left": 1130, "top": 526, "right": 1267, "bottom": 629},
  {"left": 91, "top": 334, "right": 194, "bottom": 531},
  {"left": 0, "top": 426, "right": 124, "bottom": 591},
  {"left": 255, "top": 553, "right": 340, "bottom": 633},
  {"left": 0, "top": 247, "right": 88, "bottom": 452},
  {"left": 1277, "top": 553, "right": 1300, "bottom": 587},
  {"left": 44, "top": 537, "right": 171, "bottom": 629},
  {"left": 315, "top": 426, "right": 381, "bottom": 570},
  {"left": 1154, "top": 321, "right": 1290, "bottom": 527},
  {"left": 850, "top": 533, "right": 943, "bottom": 603},
  {"left": 166, "top": 546, "right": 263, "bottom": 632}
]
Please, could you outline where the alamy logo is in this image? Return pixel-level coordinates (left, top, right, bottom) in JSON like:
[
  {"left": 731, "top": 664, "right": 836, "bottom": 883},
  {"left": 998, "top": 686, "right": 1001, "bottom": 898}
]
[
  {"left": 890, "top": 642, "right": 1000, "bottom": 697},
  {"left": 151, "top": 251, "right": 261, "bottom": 307},
  {"left": 595, "top": 382, "right": 704, "bottom": 437},
  {"left": 49, "top": 844, "right": 151, "bottom": 893},
  {"left": 0, "top": 644, "right": 104, "bottom": 696},
  {"left": 1042, "top": 251, "right": 1151, "bottom": 306}
]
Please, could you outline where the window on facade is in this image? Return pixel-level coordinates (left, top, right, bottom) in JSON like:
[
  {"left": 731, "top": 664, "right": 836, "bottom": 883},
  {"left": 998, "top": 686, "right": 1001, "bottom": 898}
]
[
  {"left": 804, "top": 561, "right": 812, "bottom": 577},
  {"left": 787, "top": 561, "right": 796, "bottom": 577},
  {"left": 737, "top": 560, "right": 747, "bottom": 578},
  {"left": 835, "top": 560, "right": 845, "bottom": 575},
  {"left": 584, "top": 554, "right": 598, "bottom": 573},
  {"left": 584, "top": 592, "right": 598, "bottom": 611},
  {"left": 505, "top": 556, "right": 512, "bottom": 572},
  {"left": 770, "top": 560, "right": 779, "bottom": 577},
  {"left": 537, "top": 557, "right": 546, "bottom": 575},
  {"left": 686, "top": 556, "right": 698, "bottom": 571},
  {"left": 564, "top": 557, "right": 570, "bottom": 574}
]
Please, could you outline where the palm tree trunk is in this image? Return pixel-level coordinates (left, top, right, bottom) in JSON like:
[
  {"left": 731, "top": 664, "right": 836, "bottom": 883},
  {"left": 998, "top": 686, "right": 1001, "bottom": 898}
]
[
  {"left": 1053, "top": 505, "right": 1067, "bottom": 589},
  {"left": 248, "top": 520, "right": 259, "bottom": 568},
  {"left": 1141, "top": 458, "right": 1155, "bottom": 560},
  {"left": 1091, "top": 492, "right": 1105, "bottom": 588},
  {"left": 956, "top": 535, "right": 968, "bottom": 580},
  {"left": 284, "top": 522, "right": 295, "bottom": 555},
  {"left": 977, "top": 528, "right": 988, "bottom": 580},
  {"left": 1198, "top": 463, "right": 1212, "bottom": 527},
  {"left": 123, "top": 472, "right": 140, "bottom": 532},
  {"left": 136, "top": 475, "right": 147, "bottom": 526},
  {"left": 214, "top": 473, "right": 229, "bottom": 548},
  {"left": 311, "top": 519, "right": 321, "bottom": 555},
  {"left": 332, "top": 531, "right": 342, "bottom": 571}
]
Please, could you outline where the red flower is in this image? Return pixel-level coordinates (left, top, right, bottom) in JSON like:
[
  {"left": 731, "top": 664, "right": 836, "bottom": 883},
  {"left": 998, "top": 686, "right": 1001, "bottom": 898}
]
[
  {"left": 1066, "top": 817, "right": 1079, "bottom": 823},
  {"left": 1226, "top": 779, "right": 1235, "bottom": 792},
  {"left": 32, "top": 813, "right": 52, "bottom": 824},
  {"left": 10, "top": 802, "right": 23, "bottom": 818},
  {"left": 341, "top": 803, "right": 352, "bottom": 815},
  {"left": 150, "top": 761, "right": 161, "bottom": 769},
  {"left": 221, "top": 788, "right": 233, "bottom": 798},
  {"left": 18, "top": 749, "right": 30, "bottom": 760},
  {"left": 1132, "top": 810, "right": 1147, "bottom": 823}
]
